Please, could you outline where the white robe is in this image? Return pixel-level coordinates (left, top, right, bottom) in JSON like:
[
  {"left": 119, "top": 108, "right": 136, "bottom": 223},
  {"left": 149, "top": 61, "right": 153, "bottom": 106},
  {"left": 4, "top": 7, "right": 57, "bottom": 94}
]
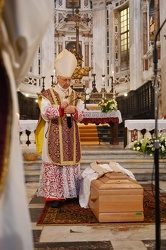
[
  {"left": 0, "top": 1, "right": 53, "bottom": 250},
  {"left": 37, "top": 87, "right": 85, "bottom": 200}
]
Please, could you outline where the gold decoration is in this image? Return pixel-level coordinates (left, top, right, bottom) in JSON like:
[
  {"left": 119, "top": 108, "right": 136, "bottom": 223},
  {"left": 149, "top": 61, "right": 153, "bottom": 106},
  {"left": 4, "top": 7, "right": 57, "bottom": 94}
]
[{"left": 70, "top": 46, "right": 91, "bottom": 81}]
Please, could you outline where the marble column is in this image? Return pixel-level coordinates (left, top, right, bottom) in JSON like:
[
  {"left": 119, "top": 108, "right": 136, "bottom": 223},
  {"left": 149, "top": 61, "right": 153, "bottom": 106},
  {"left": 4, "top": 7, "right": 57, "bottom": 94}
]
[
  {"left": 142, "top": 0, "right": 148, "bottom": 55},
  {"left": 92, "top": 0, "right": 107, "bottom": 92},
  {"left": 129, "top": 0, "right": 142, "bottom": 90},
  {"left": 40, "top": 0, "right": 55, "bottom": 89},
  {"left": 159, "top": 0, "right": 166, "bottom": 117}
]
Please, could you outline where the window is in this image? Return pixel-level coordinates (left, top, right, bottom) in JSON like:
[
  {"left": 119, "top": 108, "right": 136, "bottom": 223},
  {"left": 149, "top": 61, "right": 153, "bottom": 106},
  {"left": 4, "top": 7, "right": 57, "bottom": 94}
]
[
  {"left": 149, "top": 0, "right": 154, "bottom": 43},
  {"left": 120, "top": 7, "right": 129, "bottom": 69}
]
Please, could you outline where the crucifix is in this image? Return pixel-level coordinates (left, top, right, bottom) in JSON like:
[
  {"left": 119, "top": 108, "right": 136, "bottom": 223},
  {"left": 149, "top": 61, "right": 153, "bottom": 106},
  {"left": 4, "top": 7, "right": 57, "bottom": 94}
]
[
  {"left": 67, "top": 0, "right": 79, "bottom": 16},
  {"left": 65, "top": 2, "right": 90, "bottom": 56},
  {"left": 65, "top": 1, "right": 91, "bottom": 87}
]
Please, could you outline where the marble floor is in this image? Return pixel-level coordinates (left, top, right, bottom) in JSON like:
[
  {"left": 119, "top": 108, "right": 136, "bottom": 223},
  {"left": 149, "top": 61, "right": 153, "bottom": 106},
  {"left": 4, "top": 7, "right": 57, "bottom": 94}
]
[
  {"left": 26, "top": 144, "right": 166, "bottom": 250},
  {"left": 27, "top": 182, "right": 166, "bottom": 250}
]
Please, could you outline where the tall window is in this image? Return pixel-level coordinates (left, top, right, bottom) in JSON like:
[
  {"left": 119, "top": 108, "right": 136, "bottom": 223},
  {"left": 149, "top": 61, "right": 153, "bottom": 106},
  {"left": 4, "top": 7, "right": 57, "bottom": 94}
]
[
  {"left": 120, "top": 7, "right": 129, "bottom": 70},
  {"left": 149, "top": 0, "right": 154, "bottom": 44}
]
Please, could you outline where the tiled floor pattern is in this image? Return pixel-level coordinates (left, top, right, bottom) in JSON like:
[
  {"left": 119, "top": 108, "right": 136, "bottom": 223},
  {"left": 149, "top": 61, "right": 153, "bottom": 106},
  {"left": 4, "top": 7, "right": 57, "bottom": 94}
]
[
  {"left": 27, "top": 181, "right": 166, "bottom": 250},
  {"left": 26, "top": 143, "right": 166, "bottom": 250}
]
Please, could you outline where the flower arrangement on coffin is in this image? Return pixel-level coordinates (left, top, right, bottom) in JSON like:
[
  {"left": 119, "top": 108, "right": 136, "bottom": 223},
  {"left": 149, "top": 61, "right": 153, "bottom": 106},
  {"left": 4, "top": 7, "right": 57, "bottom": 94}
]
[
  {"left": 132, "top": 134, "right": 166, "bottom": 158},
  {"left": 98, "top": 98, "right": 118, "bottom": 113}
]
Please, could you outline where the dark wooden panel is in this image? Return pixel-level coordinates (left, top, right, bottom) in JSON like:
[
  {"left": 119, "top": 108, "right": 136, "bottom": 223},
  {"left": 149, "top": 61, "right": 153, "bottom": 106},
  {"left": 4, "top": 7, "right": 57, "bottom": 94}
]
[{"left": 17, "top": 92, "right": 40, "bottom": 120}]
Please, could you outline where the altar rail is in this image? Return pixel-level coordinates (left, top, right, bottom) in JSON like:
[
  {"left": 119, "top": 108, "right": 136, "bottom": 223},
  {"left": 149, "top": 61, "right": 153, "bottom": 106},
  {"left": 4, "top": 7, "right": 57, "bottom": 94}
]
[
  {"left": 124, "top": 119, "right": 166, "bottom": 148},
  {"left": 19, "top": 120, "right": 37, "bottom": 154},
  {"left": 19, "top": 110, "right": 122, "bottom": 151}
]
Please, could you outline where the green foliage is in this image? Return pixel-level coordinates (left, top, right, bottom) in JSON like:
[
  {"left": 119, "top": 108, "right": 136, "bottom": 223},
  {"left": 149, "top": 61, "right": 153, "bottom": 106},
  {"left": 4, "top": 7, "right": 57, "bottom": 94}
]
[
  {"left": 98, "top": 99, "right": 118, "bottom": 113},
  {"left": 132, "top": 134, "right": 166, "bottom": 158}
]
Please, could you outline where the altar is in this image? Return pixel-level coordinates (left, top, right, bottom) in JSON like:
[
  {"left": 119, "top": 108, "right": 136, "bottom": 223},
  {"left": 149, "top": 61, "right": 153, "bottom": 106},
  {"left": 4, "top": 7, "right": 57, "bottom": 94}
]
[
  {"left": 81, "top": 110, "right": 122, "bottom": 145},
  {"left": 19, "top": 109, "right": 122, "bottom": 147},
  {"left": 124, "top": 119, "right": 166, "bottom": 147}
]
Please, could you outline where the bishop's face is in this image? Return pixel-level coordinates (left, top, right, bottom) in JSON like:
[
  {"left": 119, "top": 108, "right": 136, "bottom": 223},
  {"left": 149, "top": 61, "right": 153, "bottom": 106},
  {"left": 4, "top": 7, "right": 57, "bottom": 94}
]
[{"left": 57, "top": 76, "right": 71, "bottom": 89}]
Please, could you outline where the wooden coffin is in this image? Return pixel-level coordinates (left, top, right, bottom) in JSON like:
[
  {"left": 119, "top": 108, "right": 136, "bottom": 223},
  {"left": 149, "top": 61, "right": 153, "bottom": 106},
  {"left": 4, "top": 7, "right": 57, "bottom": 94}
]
[{"left": 89, "top": 172, "right": 144, "bottom": 222}]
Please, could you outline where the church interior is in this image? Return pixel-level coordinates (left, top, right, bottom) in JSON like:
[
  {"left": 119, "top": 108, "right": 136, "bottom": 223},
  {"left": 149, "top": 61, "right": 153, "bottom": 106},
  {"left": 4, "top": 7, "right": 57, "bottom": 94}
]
[{"left": 10, "top": 0, "right": 166, "bottom": 249}]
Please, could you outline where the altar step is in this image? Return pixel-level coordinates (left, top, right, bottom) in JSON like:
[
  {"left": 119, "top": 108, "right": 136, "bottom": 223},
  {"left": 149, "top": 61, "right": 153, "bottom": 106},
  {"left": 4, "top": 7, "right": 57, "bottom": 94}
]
[
  {"left": 24, "top": 146, "right": 166, "bottom": 183},
  {"left": 78, "top": 124, "right": 99, "bottom": 145},
  {"left": 79, "top": 123, "right": 124, "bottom": 145}
]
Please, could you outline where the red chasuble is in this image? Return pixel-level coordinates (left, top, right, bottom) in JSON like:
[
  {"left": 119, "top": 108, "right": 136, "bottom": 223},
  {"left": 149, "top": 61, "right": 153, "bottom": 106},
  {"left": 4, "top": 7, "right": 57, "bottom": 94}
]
[{"left": 40, "top": 88, "right": 81, "bottom": 165}]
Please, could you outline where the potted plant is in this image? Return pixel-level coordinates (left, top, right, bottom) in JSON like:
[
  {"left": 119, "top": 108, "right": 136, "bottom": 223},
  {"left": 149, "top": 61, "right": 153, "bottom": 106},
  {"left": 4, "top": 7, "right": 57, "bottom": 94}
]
[{"left": 22, "top": 146, "right": 38, "bottom": 161}]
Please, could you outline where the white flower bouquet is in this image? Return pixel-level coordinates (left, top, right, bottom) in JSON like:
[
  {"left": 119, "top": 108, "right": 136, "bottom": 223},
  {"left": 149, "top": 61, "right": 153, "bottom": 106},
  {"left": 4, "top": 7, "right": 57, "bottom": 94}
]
[{"left": 98, "top": 99, "right": 118, "bottom": 113}]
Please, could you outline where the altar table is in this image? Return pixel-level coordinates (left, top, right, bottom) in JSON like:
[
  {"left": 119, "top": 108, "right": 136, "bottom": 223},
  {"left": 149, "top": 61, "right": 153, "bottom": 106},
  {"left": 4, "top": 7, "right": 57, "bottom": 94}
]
[
  {"left": 81, "top": 110, "right": 122, "bottom": 145},
  {"left": 124, "top": 119, "right": 166, "bottom": 147}
]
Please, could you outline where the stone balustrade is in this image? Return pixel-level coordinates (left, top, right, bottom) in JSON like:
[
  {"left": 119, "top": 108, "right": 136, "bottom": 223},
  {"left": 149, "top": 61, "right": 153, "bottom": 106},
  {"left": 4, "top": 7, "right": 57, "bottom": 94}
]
[
  {"left": 19, "top": 120, "right": 38, "bottom": 154},
  {"left": 19, "top": 110, "right": 123, "bottom": 153},
  {"left": 124, "top": 119, "right": 166, "bottom": 148}
]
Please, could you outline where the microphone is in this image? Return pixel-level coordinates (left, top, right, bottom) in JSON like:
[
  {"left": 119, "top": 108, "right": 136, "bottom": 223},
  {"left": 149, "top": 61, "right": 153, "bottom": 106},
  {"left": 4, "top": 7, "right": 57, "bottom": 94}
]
[
  {"left": 67, "top": 115, "right": 72, "bottom": 128},
  {"left": 64, "top": 94, "right": 83, "bottom": 129},
  {"left": 64, "top": 93, "right": 72, "bottom": 129}
]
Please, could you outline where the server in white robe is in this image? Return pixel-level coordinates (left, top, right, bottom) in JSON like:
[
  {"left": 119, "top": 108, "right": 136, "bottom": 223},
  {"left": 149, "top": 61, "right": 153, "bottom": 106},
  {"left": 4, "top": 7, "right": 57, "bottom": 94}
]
[{"left": 0, "top": 1, "right": 53, "bottom": 250}]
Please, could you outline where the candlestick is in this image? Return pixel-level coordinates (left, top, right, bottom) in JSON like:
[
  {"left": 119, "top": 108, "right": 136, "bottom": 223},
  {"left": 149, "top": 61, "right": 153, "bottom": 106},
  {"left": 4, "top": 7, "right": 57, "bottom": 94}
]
[
  {"left": 91, "top": 74, "right": 98, "bottom": 93},
  {"left": 41, "top": 76, "right": 45, "bottom": 92},
  {"left": 101, "top": 74, "right": 105, "bottom": 97},
  {"left": 102, "top": 74, "right": 105, "bottom": 82},
  {"left": 51, "top": 75, "right": 54, "bottom": 88}
]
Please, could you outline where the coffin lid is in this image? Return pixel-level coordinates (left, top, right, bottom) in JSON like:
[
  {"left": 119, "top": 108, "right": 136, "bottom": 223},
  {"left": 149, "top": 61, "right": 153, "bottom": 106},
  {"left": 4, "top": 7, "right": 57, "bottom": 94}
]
[{"left": 91, "top": 172, "right": 143, "bottom": 190}]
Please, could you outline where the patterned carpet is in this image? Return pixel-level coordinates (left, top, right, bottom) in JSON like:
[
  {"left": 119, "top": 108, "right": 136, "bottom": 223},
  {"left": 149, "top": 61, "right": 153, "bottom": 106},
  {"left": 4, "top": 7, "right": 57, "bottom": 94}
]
[{"left": 36, "top": 184, "right": 166, "bottom": 225}]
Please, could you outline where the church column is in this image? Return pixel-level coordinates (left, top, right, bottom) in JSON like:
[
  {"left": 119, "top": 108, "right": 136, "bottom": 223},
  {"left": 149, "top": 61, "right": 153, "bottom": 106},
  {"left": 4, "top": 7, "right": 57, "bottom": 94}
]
[
  {"left": 92, "top": 0, "right": 107, "bottom": 92},
  {"left": 40, "top": 3, "right": 55, "bottom": 90},
  {"left": 129, "top": 0, "right": 142, "bottom": 90},
  {"left": 142, "top": 0, "right": 148, "bottom": 55},
  {"left": 142, "top": 0, "right": 148, "bottom": 71},
  {"left": 159, "top": 0, "right": 166, "bottom": 117}
]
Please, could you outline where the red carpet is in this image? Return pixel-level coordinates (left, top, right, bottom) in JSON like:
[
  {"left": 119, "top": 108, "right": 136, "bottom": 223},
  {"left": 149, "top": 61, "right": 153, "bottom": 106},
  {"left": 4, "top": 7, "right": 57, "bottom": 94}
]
[{"left": 37, "top": 184, "right": 166, "bottom": 225}]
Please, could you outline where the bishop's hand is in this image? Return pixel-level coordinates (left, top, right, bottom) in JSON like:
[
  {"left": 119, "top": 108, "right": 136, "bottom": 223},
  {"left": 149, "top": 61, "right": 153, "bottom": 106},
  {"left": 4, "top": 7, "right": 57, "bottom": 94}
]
[
  {"left": 64, "top": 105, "right": 75, "bottom": 114},
  {"left": 61, "top": 101, "right": 69, "bottom": 109}
]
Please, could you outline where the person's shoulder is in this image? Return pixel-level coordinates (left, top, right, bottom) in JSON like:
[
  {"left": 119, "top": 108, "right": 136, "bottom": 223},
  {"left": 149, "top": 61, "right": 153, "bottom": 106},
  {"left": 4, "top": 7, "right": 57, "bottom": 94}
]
[
  {"left": 42, "top": 87, "right": 56, "bottom": 94},
  {"left": 41, "top": 88, "right": 54, "bottom": 98}
]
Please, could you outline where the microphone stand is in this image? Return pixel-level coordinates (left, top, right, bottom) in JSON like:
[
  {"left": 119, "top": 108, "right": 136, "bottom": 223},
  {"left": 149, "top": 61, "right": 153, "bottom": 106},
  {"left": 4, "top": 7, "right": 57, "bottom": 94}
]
[{"left": 153, "top": 18, "right": 166, "bottom": 250}]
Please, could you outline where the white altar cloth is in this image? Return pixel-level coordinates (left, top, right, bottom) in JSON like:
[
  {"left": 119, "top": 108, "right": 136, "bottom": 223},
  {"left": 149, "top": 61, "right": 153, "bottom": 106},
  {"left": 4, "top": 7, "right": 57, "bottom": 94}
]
[
  {"left": 125, "top": 119, "right": 166, "bottom": 131},
  {"left": 84, "top": 110, "right": 122, "bottom": 123},
  {"left": 19, "top": 110, "right": 122, "bottom": 132},
  {"left": 19, "top": 120, "right": 38, "bottom": 132}
]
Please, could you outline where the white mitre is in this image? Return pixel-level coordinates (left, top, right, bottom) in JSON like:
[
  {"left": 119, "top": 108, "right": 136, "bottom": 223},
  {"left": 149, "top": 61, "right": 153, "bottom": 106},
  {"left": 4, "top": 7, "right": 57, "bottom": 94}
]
[{"left": 55, "top": 49, "right": 77, "bottom": 77}]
